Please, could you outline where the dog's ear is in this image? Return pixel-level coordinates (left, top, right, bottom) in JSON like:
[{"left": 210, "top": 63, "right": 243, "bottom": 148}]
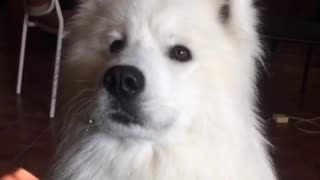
[
  {"left": 219, "top": 0, "right": 230, "bottom": 24},
  {"left": 218, "top": 0, "right": 262, "bottom": 63},
  {"left": 219, "top": 0, "right": 258, "bottom": 38}
]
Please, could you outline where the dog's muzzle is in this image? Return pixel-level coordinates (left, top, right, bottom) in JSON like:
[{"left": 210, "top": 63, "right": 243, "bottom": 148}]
[{"left": 103, "top": 65, "right": 145, "bottom": 125}]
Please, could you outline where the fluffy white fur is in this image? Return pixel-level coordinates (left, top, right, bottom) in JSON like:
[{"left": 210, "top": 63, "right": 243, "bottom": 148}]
[{"left": 49, "top": 0, "right": 277, "bottom": 179}]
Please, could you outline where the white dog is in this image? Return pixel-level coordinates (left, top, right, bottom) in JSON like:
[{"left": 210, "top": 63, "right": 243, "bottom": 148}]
[{"left": 49, "top": 0, "right": 277, "bottom": 179}]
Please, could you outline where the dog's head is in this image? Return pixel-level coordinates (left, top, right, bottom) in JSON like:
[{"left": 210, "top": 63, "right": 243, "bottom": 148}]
[{"left": 63, "top": 0, "right": 260, "bottom": 142}]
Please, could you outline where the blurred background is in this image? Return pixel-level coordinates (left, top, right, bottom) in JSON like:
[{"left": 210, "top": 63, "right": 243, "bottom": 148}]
[{"left": 0, "top": 0, "right": 320, "bottom": 179}]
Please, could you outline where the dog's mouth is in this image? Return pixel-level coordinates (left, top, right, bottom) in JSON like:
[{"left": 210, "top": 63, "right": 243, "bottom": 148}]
[
  {"left": 106, "top": 100, "right": 144, "bottom": 126},
  {"left": 108, "top": 111, "right": 143, "bottom": 126}
]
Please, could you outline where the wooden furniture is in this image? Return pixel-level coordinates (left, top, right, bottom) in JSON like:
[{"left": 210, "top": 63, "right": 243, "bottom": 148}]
[{"left": 262, "top": 16, "right": 320, "bottom": 95}]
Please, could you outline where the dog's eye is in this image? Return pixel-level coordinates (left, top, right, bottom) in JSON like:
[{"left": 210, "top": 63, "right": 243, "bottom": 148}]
[
  {"left": 110, "top": 39, "right": 126, "bottom": 53},
  {"left": 169, "top": 45, "right": 192, "bottom": 62}
]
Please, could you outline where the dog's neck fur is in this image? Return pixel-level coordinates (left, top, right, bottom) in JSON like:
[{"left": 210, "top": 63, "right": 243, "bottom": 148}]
[
  {"left": 76, "top": 135, "right": 215, "bottom": 180},
  {"left": 54, "top": 134, "right": 215, "bottom": 180},
  {"left": 52, "top": 116, "right": 275, "bottom": 180}
]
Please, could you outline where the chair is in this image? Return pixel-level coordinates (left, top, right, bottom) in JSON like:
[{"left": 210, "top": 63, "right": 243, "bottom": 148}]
[{"left": 16, "top": 0, "right": 65, "bottom": 118}]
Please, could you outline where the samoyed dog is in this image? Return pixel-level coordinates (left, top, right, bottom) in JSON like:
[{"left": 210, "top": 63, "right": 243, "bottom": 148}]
[{"left": 49, "top": 0, "right": 277, "bottom": 179}]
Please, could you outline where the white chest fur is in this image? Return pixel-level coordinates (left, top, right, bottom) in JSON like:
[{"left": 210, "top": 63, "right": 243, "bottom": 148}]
[{"left": 52, "top": 130, "right": 276, "bottom": 180}]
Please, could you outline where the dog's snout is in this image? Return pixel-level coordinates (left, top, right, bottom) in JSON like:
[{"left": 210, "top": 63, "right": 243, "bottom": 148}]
[{"left": 104, "top": 65, "right": 145, "bottom": 98}]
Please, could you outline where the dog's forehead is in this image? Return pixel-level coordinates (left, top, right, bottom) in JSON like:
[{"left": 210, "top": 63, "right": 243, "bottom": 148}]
[
  {"left": 93, "top": 0, "right": 220, "bottom": 38},
  {"left": 99, "top": 0, "right": 217, "bottom": 12},
  {"left": 71, "top": 0, "right": 223, "bottom": 48},
  {"left": 95, "top": 0, "right": 218, "bottom": 26}
]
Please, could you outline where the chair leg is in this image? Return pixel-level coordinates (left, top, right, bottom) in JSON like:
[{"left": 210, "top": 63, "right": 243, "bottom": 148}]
[
  {"left": 16, "top": 14, "right": 29, "bottom": 94},
  {"left": 300, "top": 45, "right": 313, "bottom": 95},
  {"left": 49, "top": 0, "right": 64, "bottom": 118}
]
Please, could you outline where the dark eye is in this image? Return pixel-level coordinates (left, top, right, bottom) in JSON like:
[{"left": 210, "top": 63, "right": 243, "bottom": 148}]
[
  {"left": 169, "top": 45, "right": 192, "bottom": 62},
  {"left": 110, "top": 39, "right": 126, "bottom": 53}
]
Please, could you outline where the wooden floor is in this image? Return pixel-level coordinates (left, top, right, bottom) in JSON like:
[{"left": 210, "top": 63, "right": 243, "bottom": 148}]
[{"left": 1, "top": 14, "right": 320, "bottom": 180}]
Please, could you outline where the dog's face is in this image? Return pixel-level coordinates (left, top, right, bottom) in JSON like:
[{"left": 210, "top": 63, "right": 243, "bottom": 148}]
[{"left": 65, "top": 0, "right": 259, "bottom": 141}]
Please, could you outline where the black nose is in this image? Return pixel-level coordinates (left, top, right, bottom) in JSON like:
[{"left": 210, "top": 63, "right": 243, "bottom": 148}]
[{"left": 104, "top": 65, "right": 145, "bottom": 98}]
